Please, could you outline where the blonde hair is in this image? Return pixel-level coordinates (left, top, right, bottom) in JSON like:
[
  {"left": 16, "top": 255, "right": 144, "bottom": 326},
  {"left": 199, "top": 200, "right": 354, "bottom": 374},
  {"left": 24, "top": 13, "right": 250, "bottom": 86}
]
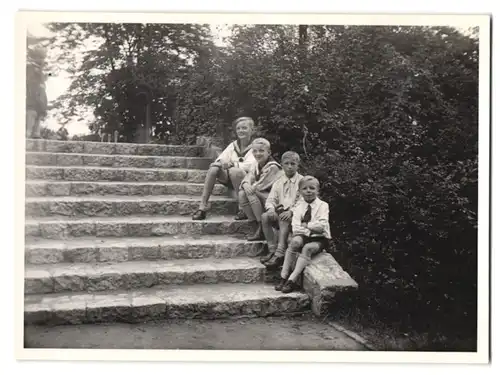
[
  {"left": 299, "top": 175, "right": 320, "bottom": 190},
  {"left": 251, "top": 137, "right": 271, "bottom": 151},
  {"left": 281, "top": 151, "right": 300, "bottom": 163},
  {"left": 232, "top": 117, "right": 255, "bottom": 131}
]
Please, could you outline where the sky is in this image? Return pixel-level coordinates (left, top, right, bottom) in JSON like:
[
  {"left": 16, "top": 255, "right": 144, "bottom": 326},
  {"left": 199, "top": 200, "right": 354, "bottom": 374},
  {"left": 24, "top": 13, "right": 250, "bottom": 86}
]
[{"left": 27, "top": 22, "right": 231, "bottom": 137}]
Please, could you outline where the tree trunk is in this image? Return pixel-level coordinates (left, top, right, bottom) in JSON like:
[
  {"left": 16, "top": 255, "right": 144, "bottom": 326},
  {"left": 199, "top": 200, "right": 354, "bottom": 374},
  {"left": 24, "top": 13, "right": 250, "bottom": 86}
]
[
  {"left": 145, "top": 101, "right": 151, "bottom": 143},
  {"left": 299, "top": 25, "right": 308, "bottom": 55}
]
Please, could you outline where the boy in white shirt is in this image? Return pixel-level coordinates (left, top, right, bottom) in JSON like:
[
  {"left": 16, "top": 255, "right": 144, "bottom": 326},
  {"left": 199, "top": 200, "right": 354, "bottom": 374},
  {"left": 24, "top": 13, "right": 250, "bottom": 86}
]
[
  {"left": 261, "top": 151, "right": 303, "bottom": 266},
  {"left": 276, "top": 176, "right": 331, "bottom": 294}
]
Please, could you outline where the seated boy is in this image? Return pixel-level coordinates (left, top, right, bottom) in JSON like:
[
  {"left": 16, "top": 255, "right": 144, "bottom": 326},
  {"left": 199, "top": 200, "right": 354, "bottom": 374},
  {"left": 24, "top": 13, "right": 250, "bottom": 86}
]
[
  {"left": 238, "top": 138, "right": 284, "bottom": 242},
  {"left": 275, "top": 176, "right": 331, "bottom": 294},
  {"left": 261, "top": 151, "right": 303, "bottom": 266}
]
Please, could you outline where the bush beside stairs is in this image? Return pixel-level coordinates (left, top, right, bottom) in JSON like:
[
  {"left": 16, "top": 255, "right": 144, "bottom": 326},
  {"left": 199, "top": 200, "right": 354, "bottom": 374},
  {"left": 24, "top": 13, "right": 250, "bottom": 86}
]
[{"left": 24, "top": 139, "right": 357, "bottom": 326}]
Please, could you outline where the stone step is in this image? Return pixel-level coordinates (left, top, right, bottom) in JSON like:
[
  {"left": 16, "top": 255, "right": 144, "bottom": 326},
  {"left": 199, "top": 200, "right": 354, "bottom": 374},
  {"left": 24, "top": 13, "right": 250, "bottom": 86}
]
[
  {"left": 26, "top": 166, "right": 208, "bottom": 183},
  {"left": 25, "top": 180, "right": 227, "bottom": 197},
  {"left": 25, "top": 235, "right": 265, "bottom": 264},
  {"left": 25, "top": 257, "right": 265, "bottom": 294},
  {"left": 26, "top": 152, "right": 212, "bottom": 170},
  {"left": 25, "top": 195, "right": 237, "bottom": 217},
  {"left": 26, "top": 139, "right": 202, "bottom": 157},
  {"left": 25, "top": 215, "right": 255, "bottom": 239},
  {"left": 25, "top": 283, "right": 310, "bottom": 325}
]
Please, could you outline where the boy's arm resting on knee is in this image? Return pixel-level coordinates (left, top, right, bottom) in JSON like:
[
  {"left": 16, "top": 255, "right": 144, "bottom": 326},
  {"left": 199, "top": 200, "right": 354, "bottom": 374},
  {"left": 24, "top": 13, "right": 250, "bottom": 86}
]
[
  {"left": 291, "top": 206, "right": 310, "bottom": 236},
  {"left": 293, "top": 227, "right": 310, "bottom": 236},
  {"left": 239, "top": 166, "right": 255, "bottom": 190},
  {"left": 307, "top": 203, "right": 330, "bottom": 233},
  {"left": 307, "top": 223, "right": 324, "bottom": 233},
  {"left": 264, "top": 183, "right": 280, "bottom": 212},
  {"left": 214, "top": 143, "right": 233, "bottom": 165},
  {"left": 255, "top": 191, "right": 267, "bottom": 200}
]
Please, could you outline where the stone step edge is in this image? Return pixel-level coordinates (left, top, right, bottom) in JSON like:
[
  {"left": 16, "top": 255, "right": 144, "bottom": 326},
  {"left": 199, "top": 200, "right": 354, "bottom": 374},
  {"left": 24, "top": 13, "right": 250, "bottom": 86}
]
[
  {"left": 25, "top": 257, "right": 266, "bottom": 294},
  {"left": 26, "top": 139, "right": 201, "bottom": 148},
  {"left": 25, "top": 180, "right": 228, "bottom": 198},
  {"left": 24, "top": 283, "right": 310, "bottom": 325},
  {"left": 25, "top": 197, "right": 237, "bottom": 218},
  {"left": 25, "top": 165, "right": 207, "bottom": 172},
  {"left": 25, "top": 165, "right": 210, "bottom": 183},
  {"left": 26, "top": 139, "right": 202, "bottom": 154},
  {"left": 26, "top": 180, "right": 219, "bottom": 186},
  {"left": 25, "top": 194, "right": 234, "bottom": 202},
  {"left": 25, "top": 214, "right": 247, "bottom": 224},
  {"left": 26, "top": 151, "right": 211, "bottom": 161},
  {"left": 24, "top": 215, "right": 256, "bottom": 239},
  {"left": 25, "top": 237, "right": 266, "bottom": 264}
]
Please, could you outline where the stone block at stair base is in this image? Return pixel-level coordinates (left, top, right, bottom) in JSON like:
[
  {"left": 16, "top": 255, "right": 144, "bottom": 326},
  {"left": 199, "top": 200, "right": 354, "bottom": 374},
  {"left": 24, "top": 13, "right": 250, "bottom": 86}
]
[
  {"left": 302, "top": 252, "right": 358, "bottom": 317},
  {"left": 24, "top": 284, "right": 311, "bottom": 325},
  {"left": 24, "top": 258, "right": 266, "bottom": 294}
]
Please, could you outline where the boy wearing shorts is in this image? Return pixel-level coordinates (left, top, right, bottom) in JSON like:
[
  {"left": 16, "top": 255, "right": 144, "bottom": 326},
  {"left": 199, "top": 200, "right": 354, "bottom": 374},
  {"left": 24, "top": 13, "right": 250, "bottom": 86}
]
[
  {"left": 275, "top": 176, "right": 331, "bottom": 293},
  {"left": 261, "top": 151, "right": 303, "bottom": 266}
]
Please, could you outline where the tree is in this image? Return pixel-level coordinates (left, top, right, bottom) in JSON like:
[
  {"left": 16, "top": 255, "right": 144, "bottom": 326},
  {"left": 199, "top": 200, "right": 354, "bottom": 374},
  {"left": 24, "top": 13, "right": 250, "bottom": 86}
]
[{"left": 47, "top": 22, "right": 215, "bottom": 143}]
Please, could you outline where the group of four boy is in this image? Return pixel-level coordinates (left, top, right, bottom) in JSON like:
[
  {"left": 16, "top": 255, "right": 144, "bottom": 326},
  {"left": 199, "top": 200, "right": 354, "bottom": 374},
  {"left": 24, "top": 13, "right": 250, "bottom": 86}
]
[{"left": 191, "top": 117, "right": 331, "bottom": 294}]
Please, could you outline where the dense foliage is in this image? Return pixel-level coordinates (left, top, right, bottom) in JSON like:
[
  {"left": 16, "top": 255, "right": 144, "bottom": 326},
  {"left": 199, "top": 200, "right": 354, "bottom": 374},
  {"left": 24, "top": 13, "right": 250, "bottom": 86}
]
[
  {"left": 49, "top": 23, "right": 479, "bottom": 346},
  {"left": 47, "top": 22, "right": 216, "bottom": 143}
]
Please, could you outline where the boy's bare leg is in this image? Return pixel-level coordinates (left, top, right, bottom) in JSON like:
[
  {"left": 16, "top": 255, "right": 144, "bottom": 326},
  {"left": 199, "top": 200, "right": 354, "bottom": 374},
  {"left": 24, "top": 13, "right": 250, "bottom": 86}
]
[
  {"left": 194, "top": 165, "right": 226, "bottom": 220},
  {"left": 275, "top": 220, "right": 291, "bottom": 256},
  {"left": 264, "top": 220, "right": 291, "bottom": 268},
  {"left": 228, "top": 167, "right": 247, "bottom": 219},
  {"left": 228, "top": 167, "right": 245, "bottom": 191},
  {"left": 280, "top": 236, "right": 303, "bottom": 279},
  {"left": 261, "top": 211, "right": 277, "bottom": 250},
  {"left": 247, "top": 193, "right": 265, "bottom": 241},
  {"left": 288, "top": 242, "right": 322, "bottom": 282},
  {"left": 239, "top": 190, "right": 256, "bottom": 221},
  {"left": 199, "top": 165, "right": 224, "bottom": 211}
]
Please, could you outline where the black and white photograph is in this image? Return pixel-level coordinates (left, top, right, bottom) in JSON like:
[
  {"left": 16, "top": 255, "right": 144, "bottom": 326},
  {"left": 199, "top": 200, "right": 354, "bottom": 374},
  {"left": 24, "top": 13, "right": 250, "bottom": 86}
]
[{"left": 15, "top": 11, "right": 490, "bottom": 363}]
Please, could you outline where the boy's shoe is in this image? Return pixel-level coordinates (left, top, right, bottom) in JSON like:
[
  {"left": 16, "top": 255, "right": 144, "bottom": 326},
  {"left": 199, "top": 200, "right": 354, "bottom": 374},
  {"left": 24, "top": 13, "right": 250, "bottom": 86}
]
[
  {"left": 254, "top": 246, "right": 268, "bottom": 257},
  {"left": 281, "top": 279, "right": 301, "bottom": 294},
  {"left": 265, "top": 255, "right": 284, "bottom": 270},
  {"left": 192, "top": 209, "right": 207, "bottom": 220},
  {"left": 260, "top": 251, "right": 274, "bottom": 264},
  {"left": 274, "top": 278, "right": 287, "bottom": 291},
  {"left": 247, "top": 224, "right": 264, "bottom": 241},
  {"left": 234, "top": 210, "right": 247, "bottom": 220}
]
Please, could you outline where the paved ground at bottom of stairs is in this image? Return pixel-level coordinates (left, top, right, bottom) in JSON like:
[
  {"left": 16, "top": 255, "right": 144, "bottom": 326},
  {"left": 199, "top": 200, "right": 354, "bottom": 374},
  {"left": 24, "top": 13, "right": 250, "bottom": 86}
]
[{"left": 24, "top": 313, "right": 367, "bottom": 351}]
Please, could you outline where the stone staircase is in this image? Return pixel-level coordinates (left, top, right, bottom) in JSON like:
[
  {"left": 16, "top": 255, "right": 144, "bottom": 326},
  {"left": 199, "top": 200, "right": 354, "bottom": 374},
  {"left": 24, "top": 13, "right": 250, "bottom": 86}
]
[{"left": 24, "top": 139, "right": 312, "bottom": 326}]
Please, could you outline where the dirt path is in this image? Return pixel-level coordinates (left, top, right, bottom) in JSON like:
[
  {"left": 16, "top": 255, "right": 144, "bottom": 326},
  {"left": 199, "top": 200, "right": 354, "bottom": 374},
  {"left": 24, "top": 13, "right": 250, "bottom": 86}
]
[{"left": 24, "top": 314, "right": 367, "bottom": 350}]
